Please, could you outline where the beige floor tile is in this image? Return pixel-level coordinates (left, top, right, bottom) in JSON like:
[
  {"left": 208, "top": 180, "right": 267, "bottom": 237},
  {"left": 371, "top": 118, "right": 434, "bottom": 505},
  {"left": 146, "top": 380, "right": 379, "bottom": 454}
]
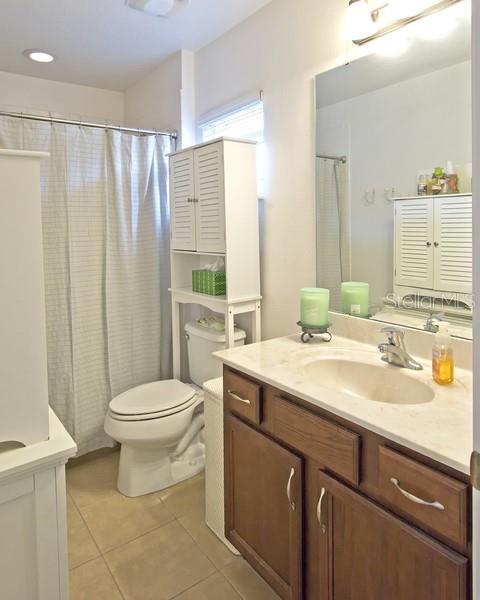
[
  {"left": 222, "top": 558, "right": 281, "bottom": 600},
  {"left": 67, "top": 494, "right": 100, "bottom": 569},
  {"left": 69, "top": 557, "right": 122, "bottom": 600},
  {"left": 179, "top": 511, "right": 236, "bottom": 569},
  {"left": 80, "top": 491, "right": 175, "bottom": 553},
  {"left": 67, "top": 451, "right": 119, "bottom": 509},
  {"left": 174, "top": 572, "right": 242, "bottom": 599},
  {"left": 105, "top": 520, "right": 216, "bottom": 600},
  {"left": 157, "top": 473, "right": 205, "bottom": 519}
]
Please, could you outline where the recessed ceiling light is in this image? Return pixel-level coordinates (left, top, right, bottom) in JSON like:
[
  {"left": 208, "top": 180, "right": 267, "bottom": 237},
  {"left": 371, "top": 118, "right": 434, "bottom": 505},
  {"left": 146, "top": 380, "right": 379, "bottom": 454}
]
[
  {"left": 125, "top": 0, "right": 189, "bottom": 17},
  {"left": 23, "top": 49, "right": 55, "bottom": 63}
]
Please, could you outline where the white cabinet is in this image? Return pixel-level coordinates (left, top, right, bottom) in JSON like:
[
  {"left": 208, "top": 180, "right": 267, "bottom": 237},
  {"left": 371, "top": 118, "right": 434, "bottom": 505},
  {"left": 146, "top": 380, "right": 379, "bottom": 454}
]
[
  {"left": 170, "top": 151, "right": 196, "bottom": 251},
  {"left": 0, "top": 150, "right": 50, "bottom": 446},
  {"left": 433, "top": 195, "right": 472, "bottom": 294},
  {"left": 169, "top": 138, "right": 261, "bottom": 379},
  {"left": 170, "top": 141, "right": 225, "bottom": 254},
  {"left": 394, "top": 194, "right": 472, "bottom": 301},
  {"left": 0, "top": 409, "right": 76, "bottom": 600}
]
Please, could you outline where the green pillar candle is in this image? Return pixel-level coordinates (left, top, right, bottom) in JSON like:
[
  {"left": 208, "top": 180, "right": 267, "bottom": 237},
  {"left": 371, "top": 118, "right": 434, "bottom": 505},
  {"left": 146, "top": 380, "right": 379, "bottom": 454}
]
[
  {"left": 300, "top": 288, "right": 330, "bottom": 327},
  {"left": 341, "top": 282, "right": 369, "bottom": 318}
]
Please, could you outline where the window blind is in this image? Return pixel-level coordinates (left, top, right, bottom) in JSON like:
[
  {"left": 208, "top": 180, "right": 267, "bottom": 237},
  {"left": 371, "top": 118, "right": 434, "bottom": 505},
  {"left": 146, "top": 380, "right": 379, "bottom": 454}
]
[{"left": 199, "top": 101, "right": 265, "bottom": 197}]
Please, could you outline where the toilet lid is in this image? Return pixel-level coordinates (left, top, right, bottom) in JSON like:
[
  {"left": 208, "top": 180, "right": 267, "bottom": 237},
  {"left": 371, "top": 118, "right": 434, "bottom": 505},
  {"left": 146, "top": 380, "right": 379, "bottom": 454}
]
[{"left": 109, "top": 380, "right": 196, "bottom": 416}]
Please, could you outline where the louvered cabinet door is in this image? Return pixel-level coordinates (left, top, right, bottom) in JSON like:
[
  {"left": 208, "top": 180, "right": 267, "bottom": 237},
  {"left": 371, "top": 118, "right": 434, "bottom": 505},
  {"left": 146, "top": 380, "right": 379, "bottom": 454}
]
[
  {"left": 433, "top": 195, "right": 472, "bottom": 294},
  {"left": 394, "top": 199, "right": 434, "bottom": 289},
  {"left": 194, "top": 142, "right": 226, "bottom": 253},
  {"left": 170, "top": 151, "right": 196, "bottom": 251}
]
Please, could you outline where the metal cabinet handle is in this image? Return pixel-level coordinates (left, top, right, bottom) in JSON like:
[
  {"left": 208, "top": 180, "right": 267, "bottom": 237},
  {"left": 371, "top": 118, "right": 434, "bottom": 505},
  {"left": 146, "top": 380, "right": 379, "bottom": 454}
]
[
  {"left": 227, "top": 390, "right": 251, "bottom": 405},
  {"left": 426, "top": 241, "right": 432, "bottom": 247},
  {"left": 187, "top": 197, "right": 194, "bottom": 203},
  {"left": 287, "top": 467, "right": 296, "bottom": 511},
  {"left": 317, "top": 487, "right": 326, "bottom": 533},
  {"left": 390, "top": 478, "right": 445, "bottom": 511},
  {"left": 434, "top": 241, "right": 440, "bottom": 247}
]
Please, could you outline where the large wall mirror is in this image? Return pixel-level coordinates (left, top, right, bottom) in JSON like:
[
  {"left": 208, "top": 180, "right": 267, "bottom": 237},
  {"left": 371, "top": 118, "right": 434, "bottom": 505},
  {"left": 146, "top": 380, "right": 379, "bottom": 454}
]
[{"left": 315, "top": 8, "right": 472, "bottom": 339}]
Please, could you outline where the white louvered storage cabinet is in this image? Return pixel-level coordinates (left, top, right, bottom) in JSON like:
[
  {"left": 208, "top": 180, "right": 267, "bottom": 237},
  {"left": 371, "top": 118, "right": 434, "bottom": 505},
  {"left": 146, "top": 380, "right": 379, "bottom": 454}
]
[
  {"left": 168, "top": 138, "right": 262, "bottom": 380},
  {"left": 394, "top": 193, "right": 472, "bottom": 302},
  {"left": 170, "top": 140, "right": 226, "bottom": 253}
]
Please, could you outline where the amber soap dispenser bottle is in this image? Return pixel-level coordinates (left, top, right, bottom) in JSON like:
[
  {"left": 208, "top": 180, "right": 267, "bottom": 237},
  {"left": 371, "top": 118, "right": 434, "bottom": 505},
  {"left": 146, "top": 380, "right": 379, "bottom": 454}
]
[{"left": 432, "top": 322, "right": 454, "bottom": 385}]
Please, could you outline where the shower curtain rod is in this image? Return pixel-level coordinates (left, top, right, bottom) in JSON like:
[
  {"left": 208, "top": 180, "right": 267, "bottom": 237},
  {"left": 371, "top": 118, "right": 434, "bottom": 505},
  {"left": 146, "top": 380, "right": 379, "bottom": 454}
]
[
  {"left": 0, "top": 110, "right": 177, "bottom": 140},
  {"left": 316, "top": 153, "right": 347, "bottom": 164}
]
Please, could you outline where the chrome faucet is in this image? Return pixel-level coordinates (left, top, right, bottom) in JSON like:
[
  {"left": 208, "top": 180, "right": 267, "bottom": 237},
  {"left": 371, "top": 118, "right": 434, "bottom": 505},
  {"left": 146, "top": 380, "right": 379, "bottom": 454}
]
[
  {"left": 378, "top": 327, "right": 423, "bottom": 371},
  {"left": 424, "top": 312, "right": 445, "bottom": 333}
]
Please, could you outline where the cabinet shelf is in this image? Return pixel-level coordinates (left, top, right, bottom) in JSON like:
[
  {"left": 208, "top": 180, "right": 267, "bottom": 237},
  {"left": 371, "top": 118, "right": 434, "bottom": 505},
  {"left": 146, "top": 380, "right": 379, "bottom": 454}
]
[{"left": 171, "top": 250, "right": 226, "bottom": 257}]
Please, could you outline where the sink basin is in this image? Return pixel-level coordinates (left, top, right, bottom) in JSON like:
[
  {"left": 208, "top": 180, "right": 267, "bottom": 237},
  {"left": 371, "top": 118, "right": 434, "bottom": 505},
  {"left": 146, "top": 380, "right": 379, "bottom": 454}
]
[{"left": 303, "top": 359, "right": 434, "bottom": 405}]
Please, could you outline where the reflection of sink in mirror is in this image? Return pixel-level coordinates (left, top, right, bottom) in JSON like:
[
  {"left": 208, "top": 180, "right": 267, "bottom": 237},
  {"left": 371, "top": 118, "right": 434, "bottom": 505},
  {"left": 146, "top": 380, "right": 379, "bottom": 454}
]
[
  {"left": 303, "top": 359, "right": 434, "bottom": 405},
  {"left": 314, "top": 10, "right": 472, "bottom": 341}
]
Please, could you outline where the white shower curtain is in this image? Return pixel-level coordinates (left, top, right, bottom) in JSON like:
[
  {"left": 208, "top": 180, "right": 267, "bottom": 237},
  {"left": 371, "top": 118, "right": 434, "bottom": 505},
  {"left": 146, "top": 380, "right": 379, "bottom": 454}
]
[
  {"left": 316, "top": 158, "right": 351, "bottom": 311},
  {"left": 0, "top": 117, "right": 173, "bottom": 454}
]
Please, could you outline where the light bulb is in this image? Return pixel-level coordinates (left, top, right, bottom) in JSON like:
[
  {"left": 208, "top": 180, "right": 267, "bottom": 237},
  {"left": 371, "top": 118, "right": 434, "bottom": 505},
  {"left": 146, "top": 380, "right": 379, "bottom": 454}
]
[
  {"left": 410, "top": 11, "right": 459, "bottom": 39},
  {"left": 374, "top": 30, "right": 411, "bottom": 56},
  {"left": 347, "top": 0, "right": 376, "bottom": 40},
  {"left": 387, "top": 0, "right": 431, "bottom": 20}
]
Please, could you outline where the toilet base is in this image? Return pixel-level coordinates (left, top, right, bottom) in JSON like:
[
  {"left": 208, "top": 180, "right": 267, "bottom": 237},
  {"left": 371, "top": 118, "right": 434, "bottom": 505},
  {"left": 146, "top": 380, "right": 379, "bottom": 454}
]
[{"left": 117, "top": 439, "right": 205, "bottom": 498}]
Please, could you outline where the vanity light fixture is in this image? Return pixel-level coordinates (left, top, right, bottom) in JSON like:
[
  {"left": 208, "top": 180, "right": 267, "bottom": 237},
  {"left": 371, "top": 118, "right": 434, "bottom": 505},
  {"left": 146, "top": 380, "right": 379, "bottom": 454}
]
[
  {"left": 23, "top": 49, "right": 55, "bottom": 63},
  {"left": 348, "top": 0, "right": 464, "bottom": 45}
]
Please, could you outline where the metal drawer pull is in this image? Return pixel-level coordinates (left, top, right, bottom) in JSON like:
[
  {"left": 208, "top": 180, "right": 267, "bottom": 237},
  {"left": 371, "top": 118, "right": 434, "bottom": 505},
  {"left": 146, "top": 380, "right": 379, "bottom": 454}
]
[
  {"left": 317, "top": 487, "right": 326, "bottom": 533},
  {"left": 227, "top": 390, "right": 251, "bottom": 405},
  {"left": 287, "top": 467, "right": 296, "bottom": 511},
  {"left": 390, "top": 478, "right": 445, "bottom": 511}
]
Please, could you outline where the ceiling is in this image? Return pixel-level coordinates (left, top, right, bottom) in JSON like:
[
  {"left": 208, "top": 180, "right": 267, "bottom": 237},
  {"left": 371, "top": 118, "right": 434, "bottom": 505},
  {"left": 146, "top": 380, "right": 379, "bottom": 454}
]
[{"left": 0, "top": 0, "right": 272, "bottom": 91}]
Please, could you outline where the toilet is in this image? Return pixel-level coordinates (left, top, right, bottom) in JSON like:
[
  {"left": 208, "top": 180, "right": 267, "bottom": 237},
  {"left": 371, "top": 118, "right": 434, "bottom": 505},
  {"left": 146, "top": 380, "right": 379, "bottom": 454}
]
[{"left": 104, "top": 320, "right": 246, "bottom": 497}]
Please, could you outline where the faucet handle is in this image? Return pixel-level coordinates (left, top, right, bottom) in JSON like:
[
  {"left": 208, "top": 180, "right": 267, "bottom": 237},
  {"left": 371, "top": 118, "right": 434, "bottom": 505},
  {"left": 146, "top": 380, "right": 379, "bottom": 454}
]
[{"left": 380, "top": 326, "right": 405, "bottom": 344}]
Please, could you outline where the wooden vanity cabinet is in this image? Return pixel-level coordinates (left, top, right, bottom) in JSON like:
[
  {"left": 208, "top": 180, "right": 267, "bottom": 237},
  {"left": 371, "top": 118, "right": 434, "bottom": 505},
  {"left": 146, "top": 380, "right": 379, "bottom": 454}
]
[
  {"left": 225, "top": 414, "right": 303, "bottom": 600},
  {"left": 223, "top": 366, "right": 471, "bottom": 600},
  {"left": 316, "top": 471, "right": 468, "bottom": 600}
]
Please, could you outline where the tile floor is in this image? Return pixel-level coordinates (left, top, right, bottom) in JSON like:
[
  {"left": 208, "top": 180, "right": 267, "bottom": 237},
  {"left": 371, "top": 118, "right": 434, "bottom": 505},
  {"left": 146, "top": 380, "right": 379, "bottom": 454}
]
[{"left": 67, "top": 450, "right": 280, "bottom": 600}]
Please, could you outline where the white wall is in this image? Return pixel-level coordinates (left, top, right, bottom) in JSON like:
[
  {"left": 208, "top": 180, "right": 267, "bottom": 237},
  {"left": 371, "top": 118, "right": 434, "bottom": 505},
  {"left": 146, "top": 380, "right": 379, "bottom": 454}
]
[
  {"left": 316, "top": 60, "right": 472, "bottom": 307},
  {"left": 0, "top": 70, "right": 124, "bottom": 123},
  {"left": 124, "top": 50, "right": 196, "bottom": 147},
  {"left": 125, "top": 51, "right": 182, "bottom": 134},
  {"left": 195, "top": 0, "right": 350, "bottom": 339}
]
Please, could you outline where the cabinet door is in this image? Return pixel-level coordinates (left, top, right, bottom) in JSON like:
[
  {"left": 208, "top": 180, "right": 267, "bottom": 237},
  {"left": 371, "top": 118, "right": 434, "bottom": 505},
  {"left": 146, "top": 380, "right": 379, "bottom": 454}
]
[
  {"left": 316, "top": 471, "right": 468, "bottom": 600},
  {"left": 394, "top": 199, "right": 434, "bottom": 289},
  {"left": 170, "top": 151, "right": 196, "bottom": 251},
  {"left": 225, "top": 414, "right": 303, "bottom": 600},
  {"left": 194, "top": 142, "right": 226, "bottom": 253},
  {"left": 433, "top": 195, "right": 472, "bottom": 294}
]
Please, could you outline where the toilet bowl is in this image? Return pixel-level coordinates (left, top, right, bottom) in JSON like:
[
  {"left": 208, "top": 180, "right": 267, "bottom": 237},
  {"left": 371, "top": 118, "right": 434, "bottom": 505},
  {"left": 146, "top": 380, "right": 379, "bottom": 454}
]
[{"left": 104, "top": 321, "right": 246, "bottom": 497}]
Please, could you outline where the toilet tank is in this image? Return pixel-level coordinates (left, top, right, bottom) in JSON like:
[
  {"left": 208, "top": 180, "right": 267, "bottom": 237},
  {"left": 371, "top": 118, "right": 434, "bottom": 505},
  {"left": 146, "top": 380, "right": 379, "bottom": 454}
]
[{"left": 185, "top": 321, "right": 246, "bottom": 386}]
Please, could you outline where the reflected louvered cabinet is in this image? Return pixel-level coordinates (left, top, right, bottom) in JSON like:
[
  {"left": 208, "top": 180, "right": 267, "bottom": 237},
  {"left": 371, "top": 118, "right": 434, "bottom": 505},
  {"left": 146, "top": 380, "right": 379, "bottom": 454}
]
[{"left": 394, "top": 193, "right": 472, "bottom": 301}]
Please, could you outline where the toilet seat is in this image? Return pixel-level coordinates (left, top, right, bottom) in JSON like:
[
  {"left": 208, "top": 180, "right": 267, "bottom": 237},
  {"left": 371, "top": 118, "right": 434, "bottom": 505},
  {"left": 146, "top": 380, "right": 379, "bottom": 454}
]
[{"left": 109, "top": 380, "right": 197, "bottom": 422}]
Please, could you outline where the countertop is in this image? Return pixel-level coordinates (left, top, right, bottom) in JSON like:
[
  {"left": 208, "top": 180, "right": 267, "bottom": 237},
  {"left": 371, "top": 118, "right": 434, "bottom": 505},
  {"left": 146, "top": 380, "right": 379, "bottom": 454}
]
[
  {"left": 0, "top": 408, "right": 77, "bottom": 482},
  {"left": 214, "top": 334, "right": 473, "bottom": 475}
]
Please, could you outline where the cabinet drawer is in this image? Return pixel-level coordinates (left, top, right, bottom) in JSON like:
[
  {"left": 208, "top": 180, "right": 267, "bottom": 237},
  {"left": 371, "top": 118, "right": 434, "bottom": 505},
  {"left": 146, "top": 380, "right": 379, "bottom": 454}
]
[
  {"left": 377, "top": 446, "right": 469, "bottom": 551},
  {"left": 224, "top": 370, "right": 262, "bottom": 425},
  {"left": 271, "top": 396, "right": 360, "bottom": 485}
]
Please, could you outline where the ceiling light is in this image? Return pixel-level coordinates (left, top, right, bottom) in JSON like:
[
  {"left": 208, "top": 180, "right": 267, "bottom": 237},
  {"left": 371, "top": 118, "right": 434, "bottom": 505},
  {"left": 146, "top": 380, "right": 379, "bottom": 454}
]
[
  {"left": 125, "top": 0, "right": 189, "bottom": 17},
  {"left": 347, "top": 0, "right": 376, "bottom": 40},
  {"left": 23, "top": 49, "right": 55, "bottom": 63}
]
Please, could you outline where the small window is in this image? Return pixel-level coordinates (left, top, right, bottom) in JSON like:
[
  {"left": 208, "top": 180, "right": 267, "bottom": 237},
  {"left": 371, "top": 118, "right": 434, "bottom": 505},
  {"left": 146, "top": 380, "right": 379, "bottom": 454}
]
[{"left": 199, "top": 100, "right": 265, "bottom": 197}]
